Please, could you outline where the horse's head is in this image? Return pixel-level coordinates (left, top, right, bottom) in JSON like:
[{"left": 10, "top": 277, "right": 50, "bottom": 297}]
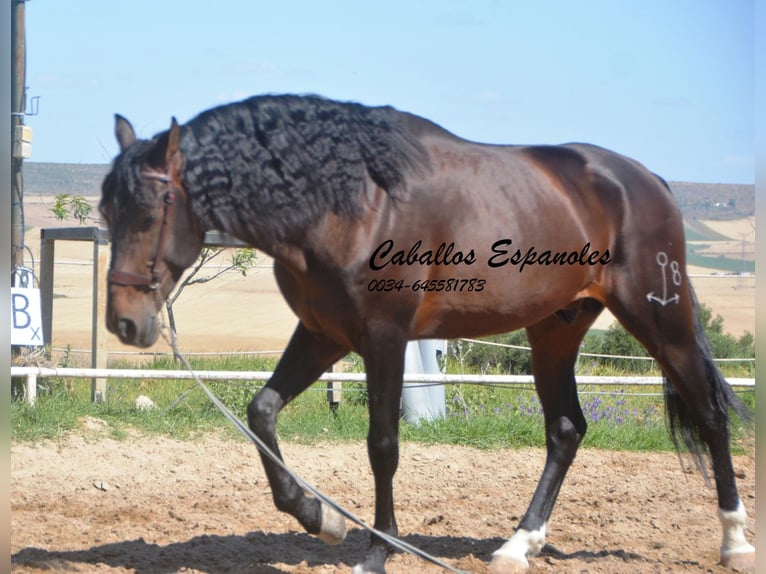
[{"left": 100, "top": 116, "right": 205, "bottom": 347}]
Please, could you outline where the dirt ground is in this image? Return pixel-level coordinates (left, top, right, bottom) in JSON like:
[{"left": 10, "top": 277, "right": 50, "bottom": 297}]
[{"left": 11, "top": 429, "right": 755, "bottom": 573}]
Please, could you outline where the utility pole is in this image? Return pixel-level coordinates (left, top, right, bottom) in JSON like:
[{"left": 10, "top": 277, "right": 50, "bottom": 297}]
[
  {"left": 737, "top": 232, "right": 747, "bottom": 290},
  {"left": 11, "top": 0, "right": 28, "bottom": 278}
]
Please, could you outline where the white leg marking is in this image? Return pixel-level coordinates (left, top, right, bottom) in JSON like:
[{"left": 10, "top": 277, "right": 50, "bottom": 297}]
[
  {"left": 316, "top": 502, "right": 347, "bottom": 545},
  {"left": 489, "top": 524, "right": 546, "bottom": 573},
  {"left": 718, "top": 500, "right": 755, "bottom": 569}
]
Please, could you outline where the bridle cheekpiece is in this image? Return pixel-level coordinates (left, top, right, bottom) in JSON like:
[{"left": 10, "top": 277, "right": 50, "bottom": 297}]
[{"left": 106, "top": 171, "right": 177, "bottom": 291}]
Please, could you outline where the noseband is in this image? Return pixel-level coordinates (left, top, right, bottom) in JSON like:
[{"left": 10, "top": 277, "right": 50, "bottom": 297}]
[{"left": 107, "top": 172, "right": 177, "bottom": 291}]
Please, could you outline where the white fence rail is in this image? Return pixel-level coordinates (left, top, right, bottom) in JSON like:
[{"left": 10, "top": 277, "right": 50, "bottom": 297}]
[{"left": 10, "top": 366, "right": 755, "bottom": 406}]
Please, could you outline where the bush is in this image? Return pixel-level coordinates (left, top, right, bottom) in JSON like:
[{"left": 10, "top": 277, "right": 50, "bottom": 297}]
[
  {"left": 444, "top": 302, "right": 753, "bottom": 377},
  {"left": 448, "top": 330, "right": 532, "bottom": 375},
  {"left": 598, "top": 322, "right": 653, "bottom": 373},
  {"left": 593, "top": 302, "right": 753, "bottom": 376}
]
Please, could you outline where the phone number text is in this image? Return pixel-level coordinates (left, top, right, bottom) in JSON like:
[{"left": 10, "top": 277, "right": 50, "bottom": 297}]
[{"left": 367, "top": 278, "right": 486, "bottom": 293}]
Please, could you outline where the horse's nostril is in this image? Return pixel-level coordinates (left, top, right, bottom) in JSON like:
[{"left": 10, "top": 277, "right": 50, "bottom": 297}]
[{"left": 116, "top": 318, "right": 136, "bottom": 343}]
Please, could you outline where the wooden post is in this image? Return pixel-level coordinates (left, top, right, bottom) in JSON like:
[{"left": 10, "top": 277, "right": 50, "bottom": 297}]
[
  {"left": 326, "top": 364, "right": 342, "bottom": 411},
  {"left": 39, "top": 231, "right": 55, "bottom": 351},
  {"left": 40, "top": 227, "right": 110, "bottom": 400}
]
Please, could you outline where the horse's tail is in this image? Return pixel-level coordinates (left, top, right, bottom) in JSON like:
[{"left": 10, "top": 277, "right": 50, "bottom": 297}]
[{"left": 662, "top": 283, "right": 752, "bottom": 477}]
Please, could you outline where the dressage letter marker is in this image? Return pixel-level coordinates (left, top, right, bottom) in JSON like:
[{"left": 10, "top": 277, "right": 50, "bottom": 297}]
[{"left": 11, "top": 288, "right": 44, "bottom": 346}]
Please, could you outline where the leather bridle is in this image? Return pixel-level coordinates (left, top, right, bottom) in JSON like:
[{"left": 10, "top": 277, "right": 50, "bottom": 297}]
[{"left": 106, "top": 172, "right": 177, "bottom": 291}]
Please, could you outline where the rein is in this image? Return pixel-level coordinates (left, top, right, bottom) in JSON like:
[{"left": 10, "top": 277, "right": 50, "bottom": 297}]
[
  {"left": 107, "top": 172, "right": 177, "bottom": 291},
  {"left": 160, "top": 325, "right": 467, "bottom": 574}
]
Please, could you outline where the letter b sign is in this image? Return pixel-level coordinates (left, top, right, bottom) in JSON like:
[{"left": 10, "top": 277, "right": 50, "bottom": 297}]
[{"left": 11, "top": 288, "right": 44, "bottom": 346}]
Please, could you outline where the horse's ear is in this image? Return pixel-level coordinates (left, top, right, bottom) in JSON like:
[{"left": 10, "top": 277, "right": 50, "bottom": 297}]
[
  {"left": 166, "top": 117, "right": 181, "bottom": 163},
  {"left": 166, "top": 117, "right": 186, "bottom": 182},
  {"left": 114, "top": 114, "right": 136, "bottom": 151}
]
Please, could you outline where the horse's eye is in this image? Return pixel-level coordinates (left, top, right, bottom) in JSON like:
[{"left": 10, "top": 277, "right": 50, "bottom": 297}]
[{"left": 139, "top": 215, "right": 155, "bottom": 231}]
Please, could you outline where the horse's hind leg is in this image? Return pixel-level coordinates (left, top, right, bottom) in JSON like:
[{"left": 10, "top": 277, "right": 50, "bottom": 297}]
[
  {"left": 491, "top": 298, "right": 603, "bottom": 573},
  {"left": 247, "top": 323, "right": 349, "bottom": 544},
  {"left": 605, "top": 275, "right": 754, "bottom": 570}
]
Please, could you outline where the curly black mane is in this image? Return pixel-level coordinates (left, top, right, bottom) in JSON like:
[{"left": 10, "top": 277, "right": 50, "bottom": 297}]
[{"left": 178, "top": 94, "right": 431, "bottom": 242}]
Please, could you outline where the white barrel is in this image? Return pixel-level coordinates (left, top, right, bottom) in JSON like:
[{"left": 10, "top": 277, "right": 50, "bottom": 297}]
[{"left": 401, "top": 339, "right": 446, "bottom": 424}]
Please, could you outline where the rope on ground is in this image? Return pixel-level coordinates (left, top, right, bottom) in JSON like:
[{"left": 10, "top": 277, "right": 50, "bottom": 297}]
[{"left": 161, "top": 326, "right": 469, "bottom": 574}]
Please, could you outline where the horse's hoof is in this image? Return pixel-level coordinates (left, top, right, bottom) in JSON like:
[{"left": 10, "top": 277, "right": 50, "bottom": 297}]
[
  {"left": 489, "top": 554, "right": 529, "bottom": 574},
  {"left": 720, "top": 547, "right": 755, "bottom": 572},
  {"left": 316, "top": 502, "right": 347, "bottom": 545},
  {"left": 351, "top": 564, "right": 384, "bottom": 574}
]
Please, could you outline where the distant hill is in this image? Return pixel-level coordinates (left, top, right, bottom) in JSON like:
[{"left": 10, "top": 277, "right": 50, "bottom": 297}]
[
  {"left": 22, "top": 162, "right": 755, "bottom": 221},
  {"left": 23, "top": 162, "right": 110, "bottom": 198},
  {"left": 667, "top": 181, "right": 754, "bottom": 221}
]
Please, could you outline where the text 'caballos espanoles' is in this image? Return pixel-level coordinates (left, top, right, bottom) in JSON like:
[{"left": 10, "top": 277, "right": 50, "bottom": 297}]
[{"left": 369, "top": 239, "right": 611, "bottom": 273}]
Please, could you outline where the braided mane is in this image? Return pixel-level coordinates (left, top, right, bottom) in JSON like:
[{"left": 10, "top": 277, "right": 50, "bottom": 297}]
[{"left": 178, "top": 94, "right": 431, "bottom": 241}]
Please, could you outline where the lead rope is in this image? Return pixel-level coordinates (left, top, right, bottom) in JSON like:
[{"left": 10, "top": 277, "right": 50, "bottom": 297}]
[{"left": 160, "top": 324, "right": 468, "bottom": 574}]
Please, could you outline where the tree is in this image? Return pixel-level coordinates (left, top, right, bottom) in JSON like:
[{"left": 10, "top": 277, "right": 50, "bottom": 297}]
[
  {"left": 164, "top": 247, "right": 258, "bottom": 357},
  {"left": 50, "top": 193, "right": 92, "bottom": 224}
]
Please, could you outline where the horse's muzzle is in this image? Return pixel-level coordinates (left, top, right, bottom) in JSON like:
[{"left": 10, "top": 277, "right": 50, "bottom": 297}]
[
  {"left": 106, "top": 288, "right": 162, "bottom": 348},
  {"left": 108, "top": 314, "right": 160, "bottom": 348}
]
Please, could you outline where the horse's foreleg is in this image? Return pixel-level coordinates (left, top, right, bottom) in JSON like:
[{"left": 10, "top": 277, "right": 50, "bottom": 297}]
[
  {"left": 247, "top": 323, "right": 348, "bottom": 543},
  {"left": 352, "top": 322, "right": 408, "bottom": 574},
  {"left": 492, "top": 304, "right": 600, "bottom": 573}
]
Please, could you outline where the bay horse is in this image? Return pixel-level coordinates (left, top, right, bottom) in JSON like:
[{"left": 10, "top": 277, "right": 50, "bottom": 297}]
[{"left": 100, "top": 94, "right": 754, "bottom": 573}]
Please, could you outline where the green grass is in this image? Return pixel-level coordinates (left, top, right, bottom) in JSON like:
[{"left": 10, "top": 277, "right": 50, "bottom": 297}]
[
  {"left": 683, "top": 224, "right": 728, "bottom": 242},
  {"left": 686, "top": 244, "right": 755, "bottom": 273},
  {"left": 11, "top": 358, "right": 754, "bottom": 457}
]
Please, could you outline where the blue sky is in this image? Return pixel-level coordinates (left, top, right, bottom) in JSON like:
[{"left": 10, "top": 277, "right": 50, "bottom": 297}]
[{"left": 23, "top": 0, "right": 754, "bottom": 183}]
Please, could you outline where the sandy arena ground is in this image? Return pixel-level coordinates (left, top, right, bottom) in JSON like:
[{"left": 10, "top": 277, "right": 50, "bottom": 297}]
[{"left": 11, "top": 430, "right": 756, "bottom": 574}]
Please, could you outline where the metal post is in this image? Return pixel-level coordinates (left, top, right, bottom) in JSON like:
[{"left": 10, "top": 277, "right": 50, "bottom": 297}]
[
  {"left": 25, "top": 372, "right": 37, "bottom": 405},
  {"left": 91, "top": 229, "right": 109, "bottom": 401},
  {"left": 11, "top": 0, "right": 27, "bottom": 274}
]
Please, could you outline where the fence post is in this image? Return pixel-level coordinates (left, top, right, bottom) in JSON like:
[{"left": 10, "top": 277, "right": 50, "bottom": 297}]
[
  {"left": 91, "top": 229, "right": 109, "bottom": 402},
  {"left": 39, "top": 230, "right": 55, "bottom": 351},
  {"left": 25, "top": 371, "right": 37, "bottom": 406},
  {"left": 326, "top": 364, "right": 342, "bottom": 411}
]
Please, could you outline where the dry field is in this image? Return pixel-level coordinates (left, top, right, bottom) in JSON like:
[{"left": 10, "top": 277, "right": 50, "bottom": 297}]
[{"left": 18, "top": 197, "right": 756, "bottom": 361}]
